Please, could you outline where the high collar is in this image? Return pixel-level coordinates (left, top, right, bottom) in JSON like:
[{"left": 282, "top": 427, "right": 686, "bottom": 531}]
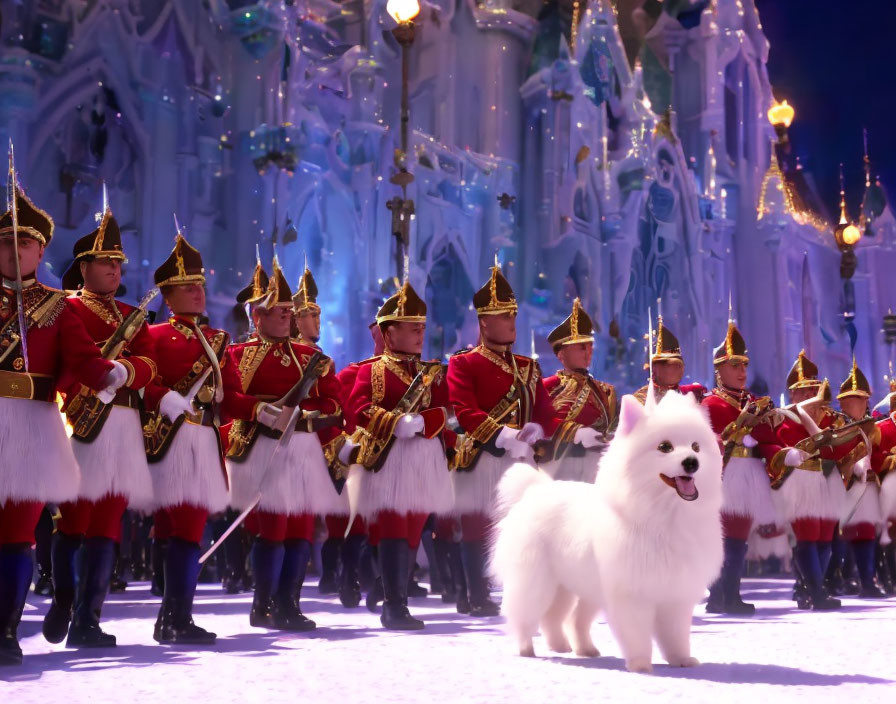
[
  {"left": 1, "top": 276, "right": 37, "bottom": 291},
  {"left": 170, "top": 313, "right": 201, "bottom": 325},
  {"left": 79, "top": 288, "right": 117, "bottom": 303},
  {"left": 715, "top": 384, "right": 747, "bottom": 401},
  {"left": 384, "top": 349, "right": 421, "bottom": 362},
  {"left": 257, "top": 331, "right": 291, "bottom": 345}
]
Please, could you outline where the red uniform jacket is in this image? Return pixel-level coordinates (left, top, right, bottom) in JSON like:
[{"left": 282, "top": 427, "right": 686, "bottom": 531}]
[
  {"left": 447, "top": 345, "right": 559, "bottom": 446},
  {"left": 871, "top": 414, "right": 896, "bottom": 481},
  {"left": 58, "top": 292, "right": 165, "bottom": 410},
  {"left": 543, "top": 370, "right": 616, "bottom": 430},
  {"left": 146, "top": 315, "right": 229, "bottom": 393},
  {"left": 0, "top": 280, "right": 112, "bottom": 396},
  {"left": 701, "top": 387, "right": 778, "bottom": 454},
  {"left": 220, "top": 337, "right": 343, "bottom": 459}
]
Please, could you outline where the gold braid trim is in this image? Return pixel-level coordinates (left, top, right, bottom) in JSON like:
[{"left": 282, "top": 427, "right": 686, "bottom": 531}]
[
  {"left": 236, "top": 342, "right": 271, "bottom": 392},
  {"left": 371, "top": 358, "right": 386, "bottom": 405},
  {"left": 469, "top": 415, "right": 501, "bottom": 445}
]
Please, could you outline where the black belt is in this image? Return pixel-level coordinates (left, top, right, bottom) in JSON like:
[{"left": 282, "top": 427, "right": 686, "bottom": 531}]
[
  {"left": 258, "top": 414, "right": 341, "bottom": 439},
  {"left": 111, "top": 388, "right": 141, "bottom": 409},
  {"left": 0, "top": 371, "right": 55, "bottom": 401}
]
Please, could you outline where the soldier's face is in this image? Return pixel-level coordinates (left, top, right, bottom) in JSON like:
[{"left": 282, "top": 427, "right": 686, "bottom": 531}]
[
  {"left": 479, "top": 312, "right": 516, "bottom": 347},
  {"left": 653, "top": 359, "right": 684, "bottom": 386},
  {"left": 840, "top": 396, "right": 867, "bottom": 421},
  {"left": 80, "top": 258, "right": 121, "bottom": 295},
  {"left": 557, "top": 342, "right": 593, "bottom": 371},
  {"left": 164, "top": 283, "right": 206, "bottom": 316},
  {"left": 255, "top": 306, "right": 293, "bottom": 339},
  {"left": 790, "top": 386, "right": 818, "bottom": 405},
  {"left": 383, "top": 321, "right": 425, "bottom": 355},
  {"left": 717, "top": 360, "right": 748, "bottom": 390},
  {"left": 0, "top": 236, "right": 43, "bottom": 280},
  {"left": 295, "top": 309, "right": 321, "bottom": 342}
]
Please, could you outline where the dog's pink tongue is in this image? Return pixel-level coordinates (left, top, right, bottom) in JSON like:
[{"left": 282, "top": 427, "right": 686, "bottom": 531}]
[{"left": 674, "top": 476, "right": 698, "bottom": 499}]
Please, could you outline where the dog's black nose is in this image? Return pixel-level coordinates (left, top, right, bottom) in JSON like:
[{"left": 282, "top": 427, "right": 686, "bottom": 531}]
[{"left": 681, "top": 456, "right": 699, "bottom": 474}]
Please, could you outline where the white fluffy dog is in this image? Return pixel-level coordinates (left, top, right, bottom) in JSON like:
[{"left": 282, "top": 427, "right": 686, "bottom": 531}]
[{"left": 490, "top": 391, "right": 723, "bottom": 673}]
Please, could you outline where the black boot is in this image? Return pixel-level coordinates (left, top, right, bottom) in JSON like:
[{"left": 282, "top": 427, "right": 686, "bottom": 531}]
[
  {"left": 433, "top": 539, "right": 456, "bottom": 603},
  {"left": 0, "top": 544, "right": 33, "bottom": 666},
  {"left": 156, "top": 538, "right": 216, "bottom": 644},
  {"left": 705, "top": 578, "right": 726, "bottom": 613},
  {"left": 721, "top": 538, "right": 755, "bottom": 615},
  {"left": 109, "top": 542, "right": 127, "bottom": 593},
  {"left": 223, "top": 520, "right": 248, "bottom": 595},
  {"left": 67, "top": 537, "right": 117, "bottom": 647},
  {"left": 853, "top": 540, "right": 886, "bottom": 598},
  {"left": 249, "top": 538, "right": 284, "bottom": 628},
  {"left": 794, "top": 541, "right": 840, "bottom": 610},
  {"left": 878, "top": 543, "right": 896, "bottom": 595},
  {"left": 365, "top": 545, "right": 383, "bottom": 612},
  {"left": 150, "top": 538, "right": 168, "bottom": 597},
  {"left": 273, "top": 539, "right": 316, "bottom": 631},
  {"left": 461, "top": 540, "right": 499, "bottom": 617},
  {"left": 379, "top": 539, "right": 423, "bottom": 630},
  {"left": 318, "top": 537, "right": 341, "bottom": 595},
  {"left": 448, "top": 542, "right": 470, "bottom": 614},
  {"left": 824, "top": 535, "right": 847, "bottom": 595},
  {"left": 338, "top": 535, "right": 364, "bottom": 608},
  {"left": 43, "top": 531, "right": 82, "bottom": 643},
  {"left": 33, "top": 507, "right": 54, "bottom": 596}
]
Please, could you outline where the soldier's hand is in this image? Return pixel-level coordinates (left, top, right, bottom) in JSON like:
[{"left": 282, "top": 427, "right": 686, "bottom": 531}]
[
  {"left": 97, "top": 360, "right": 128, "bottom": 403},
  {"left": 256, "top": 402, "right": 283, "bottom": 428},
  {"left": 159, "top": 390, "right": 194, "bottom": 421},
  {"left": 517, "top": 422, "right": 545, "bottom": 445},
  {"left": 852, "top": 456, "right": 870, "bottom": 482},
  {"left": 742, "top": 433, "right": 758, "bottom": 448},
  {"left": 784, "top": 447, "right": 810, "bottom": 468},
  {"left": 394, "top": 413, "right": 425, "bottom": 439},
  {"left": 574, "top": 427, "right": 603, "bottom": 449},
  {"left": 338, "top": 438, "right": 357, "bottom": 465}
]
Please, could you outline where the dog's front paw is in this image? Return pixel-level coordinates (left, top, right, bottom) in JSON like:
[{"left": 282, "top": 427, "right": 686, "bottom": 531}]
[
  {"left": 625, "top": 659, "right": 653, "bottom": 674},
  {"left": 545, "top": 635, "right": 572, "bottom": 654},
  {"left": 519, "top": 642, "right": 536, "bottom": 658},
  {"left": 574, "top": 645, "right": 600, "bottom": 658},
  {"left": 667, "top": 655, "right": 699, "bottom": 668}
]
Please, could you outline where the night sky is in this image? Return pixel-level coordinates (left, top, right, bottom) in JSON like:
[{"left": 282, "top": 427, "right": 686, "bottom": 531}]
[{"left": 754, "top": 0, "right": 896, "bottom": 219}]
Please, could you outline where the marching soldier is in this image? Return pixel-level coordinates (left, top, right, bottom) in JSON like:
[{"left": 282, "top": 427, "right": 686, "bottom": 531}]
[
  {"left": 293, "top": 263, "right": 321, "bottom": 348},
  {"left": 222, "top": 259, "right": 344, "bottom": 631},
  {"left": 762, "top": 352, "right": 846, "bottom": 610},
  {"left": 541, "top": 298, "right": 616, "bottom": 483},
  {"left": 835, "top": 361, "right": 885, "bottom": 598},
  {"left": 344, "top": 280, "right": 454, "bottom": 629},
  {"left": 0, "top": 183, "right": 127, "bottom": 665},
  {"left": 871, "top": 376, "right": 896, "bottom": 593},
  {"left": 447, "top": 262, "right": 559, "bottom": 616},
  {"left": 143, "top": 231, "right": 231, "bottom": 644},
  {"left": 702, "top": 321, "right": 779, "bottom": 615},
  {"left": 633, "top": 316, "right": 704, "bottom": 405},
  {"left": 43, "top": 204, "right": 169, "bottom": 648}
]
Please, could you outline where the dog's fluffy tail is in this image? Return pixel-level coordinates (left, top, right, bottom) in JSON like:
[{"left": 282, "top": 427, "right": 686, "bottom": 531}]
[{"left": 492, "top": 462, "right": 552, "bottom": 523}]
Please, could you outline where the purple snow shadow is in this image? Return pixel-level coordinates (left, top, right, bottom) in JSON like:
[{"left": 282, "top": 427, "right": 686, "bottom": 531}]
[{"left": 548, "top": 656, "right": 892, "bottom": 686}]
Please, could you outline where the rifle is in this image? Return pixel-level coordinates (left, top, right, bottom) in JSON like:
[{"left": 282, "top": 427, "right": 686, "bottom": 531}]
[
  {"left": 199, "top": 351, "right": 330, "bottom": 564},
  {"left": 720, "top": 396, "right": 774, "bottom": 468},
  {"left": 6, "top": 141, "right": 28, "bottom": 373},
  {"left": 67, "top": 287, "right": 160, "bottom": 442}
]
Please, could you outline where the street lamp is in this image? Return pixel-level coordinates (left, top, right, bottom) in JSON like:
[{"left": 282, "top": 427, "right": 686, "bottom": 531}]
[
  {"left": 386, "top": 0, "right": 421, "bottom": 281},
  {"left": 767, "top": 99, "right": 795, "bottom": 144},
  {"left": 834, "top": 165, "right": 862, "bottom": 279}
]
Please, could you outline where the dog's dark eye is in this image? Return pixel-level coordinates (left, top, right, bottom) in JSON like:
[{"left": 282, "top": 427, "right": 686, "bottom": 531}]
[
  {"left": 657, "top": 441, "right": 674, "bottom": 454},
  {"left": 692, "top": 442, "right": 700, "bottom": 452}
]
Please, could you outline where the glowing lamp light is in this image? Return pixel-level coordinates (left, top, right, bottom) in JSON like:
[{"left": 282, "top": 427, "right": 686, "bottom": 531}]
[
  {"left": 767, "top": 100, "right": 795, "bottom": 128},
  {"left": 841, "top": 223, "right": 861, "bottom": 246},
  {"left": 387, "top": 0, "right": 421, "bottom": 24}
]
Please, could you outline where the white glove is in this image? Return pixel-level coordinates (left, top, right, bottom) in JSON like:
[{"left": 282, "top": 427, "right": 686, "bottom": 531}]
[
  {"left": 574, "top": 427, "right": 603, "bottom": 449},
  {"left": 394, "top": 413, "right": 425, "bottom": 439},
  {"left": 495, "top": 426, "right": 520, "bottom": 450},
  {"left": 256, "top": 402, "right": 283, "bottom": 429},
  {"left": 159, "top": 390, "right": 195, "bottom": 421},
  {"left": 784, "top": 447, "right": 810, "bottom": 468},
  {"left": 517, "top": 422, "right": 545, "bottom": 445},
  {"left": 96, "top": 361, "right": 128, "bottom": 404},
  {"left": 742, "top": 433, "right": 758, "bottom": 449},
  {"left": 338, "top": 438, "right": 357, "bottom": 465},
  {"left": 853, "top": 457, "right": 870, "bottom": 482},
  {"left": 506, "top": 438, "right": 535, "bottom": 460}
]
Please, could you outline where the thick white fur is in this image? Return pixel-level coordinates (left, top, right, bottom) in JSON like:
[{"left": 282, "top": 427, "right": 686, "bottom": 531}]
[
  {"left": 452, "top": 451, "right": 517, "bottom": 515},
  {"left": 356, "top": 435, "right": 454, "bottom": 518},
  {"left": 152, "top": 422, "right": 230, "bottom": 513},
  {"left": 824, "top": 470, "right": 847, "bottom": 521},
  {"left": 71, "top": 406, "right": 154, "bottom": 511},
  {"left": 540, "top": 451, "right": 601, "bottom": 484},
  {"left": 721, "top": 456, "right": 778, "bottom": 526},
  {"left": 228, "top": 431, "right": 345, "bottom": 516},
  {"left": 841, "top": 480, "right": 881, "bottom": 528},
  {"left": 490, "top": 392, "right": 723, "bottom": 673},
  {"left": 772, "top": 469, "right": 828, "bottom": 523},
  {"left": 0, "top": 398, "right": 81, "bottom": 504},
  {"left": 880, "top": 473, "right": 896, "bottom": 521}
]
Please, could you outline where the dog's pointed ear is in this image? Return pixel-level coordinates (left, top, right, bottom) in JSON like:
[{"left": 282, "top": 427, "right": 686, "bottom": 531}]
[{"left": 617, "top": 394, "right": 646, "bottom": 436}]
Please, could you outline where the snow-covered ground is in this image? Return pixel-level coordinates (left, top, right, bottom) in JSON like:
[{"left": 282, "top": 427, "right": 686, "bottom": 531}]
[{"left": 3, "top": 578, "right": 894, "bottom": 703}]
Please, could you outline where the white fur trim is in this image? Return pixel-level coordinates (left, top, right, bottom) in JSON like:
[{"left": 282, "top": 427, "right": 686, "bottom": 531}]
[
  {"left": 71, "top": 407, "right": 153, "bottom": 511},
  {"left": 841, "top": 481, "right": 882, "bottom": 528},
  {"left": 879, "top": 473, "right": 896, "bottom": 521},
  {"left": 151, "top": 423, "right": 229, "bottom": 513},
  {"left": 540, "top": 451, "right": 600, "bottom": 484},
  {"left": 824, "top": 471, "right": 847, "bottom": 521},
  {"left": 772, "top": 468, "right": 828, "bottom": 523},
  {"left": 355, "top": 436, "right": 453, "bottom": 518},
  {"left": 746, "top": 532, "right": 791, "bottom": 562},
  {"left": 721, "top": 457, "right": 778, "bottom": 526},
  {"left": 0, "top": 397, "right": 80, "bottom": 504},
  {"left": 452, "top": 451, "right": 520, "bottom": 516},
  {"left": 227, "top": 431, "right": 345, "bottom": 516}
]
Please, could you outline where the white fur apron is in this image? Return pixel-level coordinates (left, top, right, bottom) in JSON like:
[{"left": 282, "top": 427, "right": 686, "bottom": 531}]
[
  {"left": 721, "top": 456, "right": 778, "bottom": 526},
  {"left": 453, "top": 451, "right": 521, "bottom": 516},
  {"left": 151, "top": 422, "right": 229, "bottom": 513}
]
